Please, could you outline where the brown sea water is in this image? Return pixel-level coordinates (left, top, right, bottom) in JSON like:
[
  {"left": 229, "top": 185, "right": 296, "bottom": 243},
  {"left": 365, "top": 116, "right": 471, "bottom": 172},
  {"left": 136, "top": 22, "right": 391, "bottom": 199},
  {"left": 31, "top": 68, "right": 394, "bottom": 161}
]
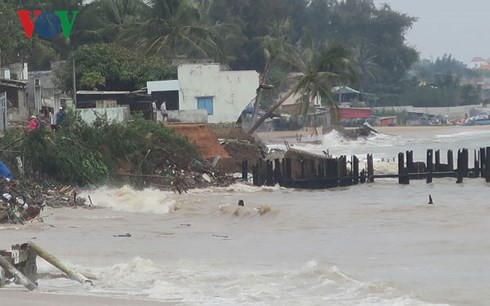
[{"left": 2, "top": 126, "right": 490, "bottom": 305}]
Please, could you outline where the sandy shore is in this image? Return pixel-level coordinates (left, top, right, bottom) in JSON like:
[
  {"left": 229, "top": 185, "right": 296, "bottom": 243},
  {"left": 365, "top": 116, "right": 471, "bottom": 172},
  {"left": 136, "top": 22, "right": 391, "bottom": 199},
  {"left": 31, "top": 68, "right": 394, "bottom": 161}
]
[{"left": 0, "top": 290, "right": 171, "bottom": 305}]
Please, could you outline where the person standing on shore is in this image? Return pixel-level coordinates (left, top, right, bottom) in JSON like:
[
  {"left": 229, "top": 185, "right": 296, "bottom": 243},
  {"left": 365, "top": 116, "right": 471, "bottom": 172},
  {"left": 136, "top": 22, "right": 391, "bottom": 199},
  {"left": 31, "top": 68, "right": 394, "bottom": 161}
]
[
  {"left": 49, "top": 110, "right": 57, "bottom": 131},
  {"left": 56, "top": 107, "right": 64, "bottom": 128},
  {"left": 151, "top": 101, "right": 157, "bottom": 121},
  {"left": 28, "top": 115, "right": 38, "bottom": 131},
  {"left": 160, "top": 101, "right": 168, "bottom": 122}
]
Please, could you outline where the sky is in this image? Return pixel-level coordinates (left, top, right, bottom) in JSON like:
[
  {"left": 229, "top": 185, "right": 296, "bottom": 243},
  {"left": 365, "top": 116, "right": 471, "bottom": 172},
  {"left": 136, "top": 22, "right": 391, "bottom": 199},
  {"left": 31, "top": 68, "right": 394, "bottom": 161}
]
[{"left": 373, "top": 0, "right": 487, "bottom": 64}]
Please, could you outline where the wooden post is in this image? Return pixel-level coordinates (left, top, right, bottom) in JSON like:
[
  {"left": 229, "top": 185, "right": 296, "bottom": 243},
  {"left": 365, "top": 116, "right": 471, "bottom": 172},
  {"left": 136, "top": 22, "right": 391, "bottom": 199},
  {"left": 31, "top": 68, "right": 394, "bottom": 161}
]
[
  {"left": 406, "top": 150, "right": 413, "bottom": 173},
  {"left": 486, "top": 147, "right": 490, "bottom": 183},
  {"left": 0, "top": 255, "right": 37, "bottom": 291},
  {"left": 447, "top": 150, "right": 453, "bottom": 171},
  {"left": 456, "top": 149, "right": 463, "bottom": 184},
  {"left": 266, "top": 160, "right": 274, "bottom": 186},
  {"left": 274, "top": 159, "right": 281, "bottom": 185},
  {"left": 473, "top": 150, "right": 480, "bottom": 178},
  {"left": 353, "top": 155, "right": 359, "bottom": 185},
  {"left": 426, "top": 149, "right": 433, "bottom": 183},
  {"left": 480, "top": 148, "right": 486, "bottom": 178},
  {"left": 367, "top": 154, "right": 374, "bottom": 183},
  {"left": 463, "top": 148, "right": 469, "bottom": 177},
  {"left": 398, "top": 152, "right": 404, "bottom": 184},
  {"left": 241, "top": 160, "right": 248, "bottom": 181},
  {"left": 435, "top": 150, "right": 440, "bottom": 172},
  {"left": 28, "top": 242, "right": 92, "bottom": 286}
]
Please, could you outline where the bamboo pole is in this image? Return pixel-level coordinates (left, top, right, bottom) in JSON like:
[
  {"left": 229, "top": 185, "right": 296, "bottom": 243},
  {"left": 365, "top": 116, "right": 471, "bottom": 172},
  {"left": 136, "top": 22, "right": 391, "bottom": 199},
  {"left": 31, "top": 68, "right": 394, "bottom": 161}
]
[
  {"left": 0, "top": 255, "right": 37, "bottom": 291},
  {"left": 28, "top": 242, "right": 92, "bottom": 286}
]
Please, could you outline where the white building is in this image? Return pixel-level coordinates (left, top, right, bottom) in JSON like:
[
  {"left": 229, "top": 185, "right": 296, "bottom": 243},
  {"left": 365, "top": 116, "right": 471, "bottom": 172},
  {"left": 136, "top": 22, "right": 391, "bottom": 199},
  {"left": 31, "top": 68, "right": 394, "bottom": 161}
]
[{"left": 147, "top": 63, "right": 259, "bottom": 123}]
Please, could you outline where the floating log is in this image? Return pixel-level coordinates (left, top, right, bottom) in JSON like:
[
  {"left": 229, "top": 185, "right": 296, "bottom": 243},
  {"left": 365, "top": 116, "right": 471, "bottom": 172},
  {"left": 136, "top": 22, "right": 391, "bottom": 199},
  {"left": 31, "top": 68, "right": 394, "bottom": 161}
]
[
  {"left": 28, "top": 242, "right": 93, "bottom": 286},
  {"left": 0, "top": 255, "right": 37, "bottom": 291}
]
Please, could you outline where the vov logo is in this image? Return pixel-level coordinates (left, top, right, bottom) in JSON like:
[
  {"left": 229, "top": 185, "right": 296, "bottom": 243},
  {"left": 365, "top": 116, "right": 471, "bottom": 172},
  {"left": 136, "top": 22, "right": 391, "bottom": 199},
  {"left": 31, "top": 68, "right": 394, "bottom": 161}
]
[{"left": 17, "top": 10, "right": 79, "bottom": 40}]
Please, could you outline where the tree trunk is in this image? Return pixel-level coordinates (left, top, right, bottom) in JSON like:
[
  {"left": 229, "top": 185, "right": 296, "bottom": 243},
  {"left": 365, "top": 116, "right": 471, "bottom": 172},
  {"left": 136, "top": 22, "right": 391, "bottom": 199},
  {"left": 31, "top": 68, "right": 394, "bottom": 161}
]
[{"left": 248, "top": 87, "right": 295, "bottom": 134}]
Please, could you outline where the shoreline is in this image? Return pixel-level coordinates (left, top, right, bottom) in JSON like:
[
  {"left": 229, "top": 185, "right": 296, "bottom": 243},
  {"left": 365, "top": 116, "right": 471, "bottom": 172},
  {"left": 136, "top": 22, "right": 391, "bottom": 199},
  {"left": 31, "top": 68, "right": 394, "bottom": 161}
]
[
  {"left": 257, "top": 125, "right": 490, "bottom": 141},
  {"left": 0, "top": 290, "right": 172, "bottom": 306}
]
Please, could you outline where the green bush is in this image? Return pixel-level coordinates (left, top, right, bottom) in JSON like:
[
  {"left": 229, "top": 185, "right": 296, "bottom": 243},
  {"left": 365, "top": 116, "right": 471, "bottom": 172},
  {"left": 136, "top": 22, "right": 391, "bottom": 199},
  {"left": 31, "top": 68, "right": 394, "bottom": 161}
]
[{"left": 0, "top": 111, "right": 203, "bottom": 186}]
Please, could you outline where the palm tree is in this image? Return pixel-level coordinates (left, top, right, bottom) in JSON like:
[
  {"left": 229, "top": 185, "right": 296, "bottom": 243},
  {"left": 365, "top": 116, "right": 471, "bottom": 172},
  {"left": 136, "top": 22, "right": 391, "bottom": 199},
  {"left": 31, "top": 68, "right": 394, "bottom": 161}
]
[
  {"left": 251, "top": 19, "right": 296, "bottom": 124},
  {"left": 248, "top": 42, "right": 355, "bottom": 134},
  {"left": 351, "top": 45, "right": 381, "bottom": 92},
  {"left": 133, "top": 0, "right": 224, "bottom": 60}
]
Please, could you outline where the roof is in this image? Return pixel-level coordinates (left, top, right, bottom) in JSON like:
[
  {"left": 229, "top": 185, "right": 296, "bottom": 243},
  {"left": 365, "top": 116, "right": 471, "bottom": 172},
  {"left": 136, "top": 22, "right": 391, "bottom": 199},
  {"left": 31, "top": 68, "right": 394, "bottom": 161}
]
[
  {"left": 147, "top": 80, "right": 180, "bottom": 94},
  {"left": 0, "top": 78, "right": 28, "bottom": 88},
  {"left": 77, "top": 90, "right": 130, "bottom": 95}
]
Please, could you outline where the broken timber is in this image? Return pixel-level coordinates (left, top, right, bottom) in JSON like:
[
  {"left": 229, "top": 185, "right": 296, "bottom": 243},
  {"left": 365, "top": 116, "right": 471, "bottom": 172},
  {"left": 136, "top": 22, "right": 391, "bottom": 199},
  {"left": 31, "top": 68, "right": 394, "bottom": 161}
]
[
  {"left": 28, "top": 242, "right": 93, "bottom": 286},
  {"left": 0, "top": 242, "right": 92, "bottom": 289},
  {"left": 246, "top": 146, "right": 490, "bottom": 189}
]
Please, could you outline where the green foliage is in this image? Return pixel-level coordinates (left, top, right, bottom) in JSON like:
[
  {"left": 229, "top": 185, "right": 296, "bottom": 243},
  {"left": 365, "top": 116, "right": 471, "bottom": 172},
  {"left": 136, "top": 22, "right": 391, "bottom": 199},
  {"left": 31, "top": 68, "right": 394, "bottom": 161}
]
[
  {"left": 56, "top": 44, "right": 177, "bottom": 92},
  {"left": 80, "top": 71, "right": 106, "bottom": 89},
  {"left": 0, "top": 111, "right": 203, "bottom": 186}
]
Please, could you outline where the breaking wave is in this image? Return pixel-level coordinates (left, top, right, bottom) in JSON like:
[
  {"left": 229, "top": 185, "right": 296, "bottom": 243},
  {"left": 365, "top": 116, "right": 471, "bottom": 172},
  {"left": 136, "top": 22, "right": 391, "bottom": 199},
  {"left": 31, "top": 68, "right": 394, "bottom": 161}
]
[
  {"left": 79, "top": 185, "right": 178, "bottom": 214},
  {"left": 34, "top": 258, "right": 445, "bottom": 305}
]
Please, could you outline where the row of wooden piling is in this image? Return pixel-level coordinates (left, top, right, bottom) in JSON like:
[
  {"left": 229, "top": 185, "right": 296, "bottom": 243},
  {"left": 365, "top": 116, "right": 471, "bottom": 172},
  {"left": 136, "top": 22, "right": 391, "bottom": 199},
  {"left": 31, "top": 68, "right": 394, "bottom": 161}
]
[{"left": 245, "top": 147, "right": 490, "bottom": 188}]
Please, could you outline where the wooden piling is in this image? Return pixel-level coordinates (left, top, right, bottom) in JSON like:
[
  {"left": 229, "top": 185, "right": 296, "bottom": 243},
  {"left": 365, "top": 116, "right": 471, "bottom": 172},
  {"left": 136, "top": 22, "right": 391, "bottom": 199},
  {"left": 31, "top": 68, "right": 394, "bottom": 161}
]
[
  {"left": 252, "top": 163, "right": 258, "bottom": 186},
  {"left": 435, "top": 150, "right": 441, "bottom": 172},
  {"left": 28, "top": 242, "right": 92, "bottom": 286},
  {"left": 447, "top": 150, "right": 453, "bottom": 171},
  {"left": 480, "top": 148, "right": 486, "bottom": 178},
  {"left": 241, "top": 160, "right": 248, "bottom": 181},
  {"left": 426, "top": 149, "right": 433, "bottom": 183},
  {"left": 463, "top": 148, "right": 469, "bottom": 177},
  {"left": 274, "top": 159, "right": 281, "bottom": 185},
  {"left": 398, "top": 152, "right": 409, "bottom": 184},
  {"left": 456, "top": 149, "right": 463, "bottom": 184},
  {"left": 353, "top": 156, "right": 359, "bottom": 185},
  {"left": 266, "top": 160, "right": 274, "bottom": 186},
  {"left": 473, "top": 150, "right": 480, "bottom": 178},
  {"left": 0, "top": 255, "right": 37, "bottom": 291},
  {"left": 486, "top": 147, "right": 490, "bottom": 183},
  {"left": 406, "top": 150, "right": 414, "bottom": 173},
  {"left": 367, "top": 154, "right": 374, "bottom": 183}
]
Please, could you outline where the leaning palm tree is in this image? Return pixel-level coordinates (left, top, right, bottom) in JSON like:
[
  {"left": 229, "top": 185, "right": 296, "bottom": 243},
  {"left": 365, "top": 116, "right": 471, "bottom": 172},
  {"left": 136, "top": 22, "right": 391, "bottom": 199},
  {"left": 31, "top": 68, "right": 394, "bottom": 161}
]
[
  {"left": 251, "top": 19, "right": 297, "bottom": 124},
  {"left": 248, "top": 42, "right": 355, "bottom": 134}
]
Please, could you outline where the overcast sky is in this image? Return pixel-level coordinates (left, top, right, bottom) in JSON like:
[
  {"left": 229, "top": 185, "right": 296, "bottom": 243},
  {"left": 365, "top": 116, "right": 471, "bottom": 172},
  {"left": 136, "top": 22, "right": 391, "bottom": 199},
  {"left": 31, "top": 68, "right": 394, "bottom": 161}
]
[{"left": 373, "top": 0, "right": 486, "bottom": 63}]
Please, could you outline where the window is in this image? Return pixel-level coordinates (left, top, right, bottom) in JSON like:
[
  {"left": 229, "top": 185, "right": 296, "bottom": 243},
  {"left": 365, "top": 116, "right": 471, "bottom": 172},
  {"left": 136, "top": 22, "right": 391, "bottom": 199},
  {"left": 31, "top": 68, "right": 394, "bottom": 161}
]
[{"left": 197, "top": 97, "right": 213, "bottom": 115}]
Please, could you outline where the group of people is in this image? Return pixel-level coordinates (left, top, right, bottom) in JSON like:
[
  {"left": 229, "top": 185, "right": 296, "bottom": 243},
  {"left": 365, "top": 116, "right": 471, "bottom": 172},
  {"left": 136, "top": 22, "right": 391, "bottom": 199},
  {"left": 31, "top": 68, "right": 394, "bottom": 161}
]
[
  {"left": 29, "top": 106, "right": 64, "bottom": 132},
  {"left": 151, "top": 100, "right": 168, "bottom": 122}
]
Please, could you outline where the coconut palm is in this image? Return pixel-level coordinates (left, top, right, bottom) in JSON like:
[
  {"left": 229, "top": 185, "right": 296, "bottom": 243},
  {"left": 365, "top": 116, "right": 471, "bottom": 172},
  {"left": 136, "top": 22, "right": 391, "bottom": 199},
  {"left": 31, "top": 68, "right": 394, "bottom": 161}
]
[
  {"left": 251, "top": 19, "right": 296, "bottom": 124},
  {"left": 351, "top": 45, "right": 381, "bottom": 92},
  {"left": 248, "top": 42, "right": 355, "bottom": 134},
  {"left": 132, "top": 0, "right": 224, "bottom": 60}
]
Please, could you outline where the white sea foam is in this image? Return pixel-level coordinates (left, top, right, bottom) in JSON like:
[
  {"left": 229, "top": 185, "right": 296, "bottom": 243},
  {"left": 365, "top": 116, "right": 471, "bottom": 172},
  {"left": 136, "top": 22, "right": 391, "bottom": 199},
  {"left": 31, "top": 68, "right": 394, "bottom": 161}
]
[
  {"left": 60, "top": 258, "right": 442, "bottom": 305},
  {"left": 80, "top": 185, "right": 177, "bottom": 214}
]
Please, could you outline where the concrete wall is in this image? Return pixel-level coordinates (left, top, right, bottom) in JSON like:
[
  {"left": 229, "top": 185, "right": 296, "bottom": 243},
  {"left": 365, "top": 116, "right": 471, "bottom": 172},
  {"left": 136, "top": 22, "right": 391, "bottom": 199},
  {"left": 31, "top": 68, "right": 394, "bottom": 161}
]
[
  {"left": 167, "top": 109, "right": 208, "bottom": 123},
  {"left": 78, "top": 106, "right": 130, "bottom": 125},
  {"left": 178, "top": 64, "right": 259, "bottom": 123}
]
